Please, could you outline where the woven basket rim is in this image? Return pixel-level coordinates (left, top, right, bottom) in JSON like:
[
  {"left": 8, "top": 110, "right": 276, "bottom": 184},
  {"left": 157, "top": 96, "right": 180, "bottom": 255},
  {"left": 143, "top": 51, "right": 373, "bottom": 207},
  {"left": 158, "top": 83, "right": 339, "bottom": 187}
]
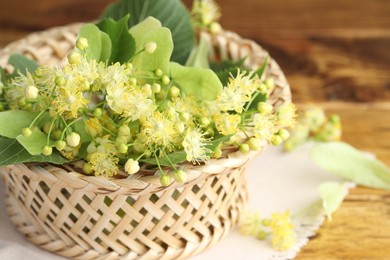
[{"left": 0, "top": 23, "right": 291, "bottom": 195}]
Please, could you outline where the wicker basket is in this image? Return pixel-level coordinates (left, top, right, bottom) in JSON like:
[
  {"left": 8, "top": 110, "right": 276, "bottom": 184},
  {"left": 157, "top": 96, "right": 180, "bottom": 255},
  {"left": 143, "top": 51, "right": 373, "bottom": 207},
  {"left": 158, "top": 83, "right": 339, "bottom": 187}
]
[{"left": 0, "top": 24, "right": 291, "bottom": 260}]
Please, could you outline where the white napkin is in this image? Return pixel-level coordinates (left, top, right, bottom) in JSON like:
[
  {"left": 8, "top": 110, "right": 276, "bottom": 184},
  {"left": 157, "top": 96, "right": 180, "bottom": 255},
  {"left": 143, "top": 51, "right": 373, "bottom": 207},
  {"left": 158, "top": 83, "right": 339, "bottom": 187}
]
[{"left": 0, "top": 143, "right": 353, "bottom": 260}]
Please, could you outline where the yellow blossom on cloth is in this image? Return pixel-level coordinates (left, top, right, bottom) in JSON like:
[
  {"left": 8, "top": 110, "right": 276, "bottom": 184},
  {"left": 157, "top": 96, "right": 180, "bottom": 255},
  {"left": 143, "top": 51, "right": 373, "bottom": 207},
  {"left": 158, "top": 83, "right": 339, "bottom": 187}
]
[
  {"left": 214, "top": 113, "right": 241, "bottom": 136},
  {"left": 263, "top": 210, "right": 296, "bottom": 251},
  {"left": 239, "top": 211, "right": 263, "bottom": 237}
]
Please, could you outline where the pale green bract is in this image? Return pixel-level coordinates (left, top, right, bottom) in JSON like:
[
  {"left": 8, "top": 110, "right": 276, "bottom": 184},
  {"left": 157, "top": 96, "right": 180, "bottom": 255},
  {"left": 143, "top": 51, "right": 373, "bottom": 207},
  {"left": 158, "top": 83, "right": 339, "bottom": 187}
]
[
  {"left": 319, "top": 182, "right": 351, "bottom": 220},
  {"left": 311, "top": 142, "right": 390, "bottom": 190}
]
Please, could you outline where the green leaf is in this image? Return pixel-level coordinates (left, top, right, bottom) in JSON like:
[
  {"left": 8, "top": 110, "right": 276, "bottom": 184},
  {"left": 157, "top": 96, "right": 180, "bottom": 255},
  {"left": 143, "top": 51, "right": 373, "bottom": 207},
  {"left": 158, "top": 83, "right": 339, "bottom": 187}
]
[
  {"left": 0, "top": 66, "right": 7, "bottom": 84},
  {"left": 100, "top": 0, "right": 194, "bottom": 64},
  {"left": 78, "top": 23, "right": 103, "bottom": 61},
  {"left": 185, "top": 35, "right": 210, "bottom": 68},
  {"left": 254, "top": 55, "right": 269, "bottom": 79},
  {"left": 99, "top": 31, "right": 112, "bottom": 62},
  {"left": 311, "top": 142, "right": 390, "bottom": 191},
  {"left": 319, "top": 182, "right": 351, "bottom": 221},
  {"left": 142, "top": 135, "right": 230, "bottom": 166},
  {"left": 16, "top": 128, "right": 51, "bottom": 155},
  {"left": 210, "top": 58, "right": 246, "bottom": 86},
  {"left": 0, "top": 110, "right": 43, "bottom": 138},
  {"left": 0, "top": 136, "right": 68, "bottom": 166},
  {"left": 170, "top": 62, "right": 223, "bottom": 100},
  {"left": 129, "top": 17, "right": 173, "bottom": 75},
  {"left": 97, "top": 15, "right": 136, "bottom": 64},
  {"left": 8, "top": 54, "right": 38, "bottom": 77}
]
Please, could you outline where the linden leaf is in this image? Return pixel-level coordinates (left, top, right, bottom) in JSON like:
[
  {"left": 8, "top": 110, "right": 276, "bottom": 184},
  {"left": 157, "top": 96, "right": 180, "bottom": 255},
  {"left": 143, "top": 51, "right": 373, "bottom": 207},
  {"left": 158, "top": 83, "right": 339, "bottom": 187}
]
[
  {"left": 100, "top": 0, "right": 194, "bottom": 64},
  {"left": 99, "top": 31, "right": 113, "bottom": 62},
  {"left": 319, "top": 182, "right": 351, "bottom": 221},
  {"left": 97, "top": 15, "right": 136, "bottom": 64},
  {"left": 78, "top": 23, "right": 103, "bottom": 61},
  {"left": 0, "top": 136, "right": 68, "bottom": 166},
  {"left": 16, "top": 128, "right": 52, "bottom": 156},
  {"left": 170, "top": 62, "right": 222, "bottom": 101},
  {"left": 129, "top": 17, "right": 173, "bottom": 76},
  {"left": 8, "top": 54, "right": 38, "bottom": 77},
  {"left": 0, "top": 110, "right": 47, "bottom": 138},
  {"left": 311, "top": 142, "right": 390, "bottom": 190}
]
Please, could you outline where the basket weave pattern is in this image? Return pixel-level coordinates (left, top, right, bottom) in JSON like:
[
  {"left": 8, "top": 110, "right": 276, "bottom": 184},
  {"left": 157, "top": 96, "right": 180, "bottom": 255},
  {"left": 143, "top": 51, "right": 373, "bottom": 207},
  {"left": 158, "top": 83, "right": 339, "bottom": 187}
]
[{"left": 0, "top": 24, "right": 291, "bottom": 259}]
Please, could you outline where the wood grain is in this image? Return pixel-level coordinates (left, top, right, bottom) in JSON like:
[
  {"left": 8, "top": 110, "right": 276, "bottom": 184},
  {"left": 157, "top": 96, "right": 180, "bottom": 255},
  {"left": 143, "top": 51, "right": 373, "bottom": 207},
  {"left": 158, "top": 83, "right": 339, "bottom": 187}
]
[{"left": 1, "top": 0, "right": 390, "bottom": 258}]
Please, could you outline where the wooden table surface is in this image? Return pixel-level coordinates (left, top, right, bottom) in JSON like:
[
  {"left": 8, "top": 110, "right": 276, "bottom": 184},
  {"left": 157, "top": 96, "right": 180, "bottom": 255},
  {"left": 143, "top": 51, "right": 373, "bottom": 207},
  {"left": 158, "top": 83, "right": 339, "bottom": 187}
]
[{"left": 1, "top": 0, "right": 390, "bottom": 259}]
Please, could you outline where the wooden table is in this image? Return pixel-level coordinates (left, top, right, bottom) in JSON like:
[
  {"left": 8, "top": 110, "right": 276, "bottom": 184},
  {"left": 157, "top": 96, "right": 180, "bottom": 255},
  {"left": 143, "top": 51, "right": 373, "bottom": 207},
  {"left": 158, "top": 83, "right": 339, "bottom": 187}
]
[{"left": 1, "top": 0, "right": 390, "bottom": 258}]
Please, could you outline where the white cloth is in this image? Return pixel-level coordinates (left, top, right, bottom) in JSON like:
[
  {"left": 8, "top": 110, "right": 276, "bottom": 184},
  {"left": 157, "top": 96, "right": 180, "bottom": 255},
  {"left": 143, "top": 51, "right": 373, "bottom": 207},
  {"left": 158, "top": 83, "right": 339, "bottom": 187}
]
[{"left": 0, "top": 143, "right": 351, "bottom": 260}]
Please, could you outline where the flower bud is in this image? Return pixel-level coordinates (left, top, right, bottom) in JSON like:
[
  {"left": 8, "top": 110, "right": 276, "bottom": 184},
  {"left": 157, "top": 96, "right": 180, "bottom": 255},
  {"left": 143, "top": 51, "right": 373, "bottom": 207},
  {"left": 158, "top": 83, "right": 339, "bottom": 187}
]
[
  {"left": 200, "top": 117, "right": 211, "bottom": 127},
  {"left": 152, "top": 83, "right": 161, "bottom": 93},
  {"left": 169, "top": 86, "right": 180, "bottom": 98},
  {"left": 257, "top": 102, "right": 273, "bottom": 115},
  {"left": 118, "top": 143, "right": 128, "bottom": 154},
  {"left": 160, "top": 174, "right": 172, "bottom": 186},
  {"left": 68, "top": 51, "right": 81, "bottom": 64},
  {"left": 76, "top": 37, "right": 88, "bottom": 50},
  {"left": 154, "top": 69, "right": 163, "bottom": 77},
  {"left": 210, "top": 22, "right": 222, "bottom": 34},
  {"left": 278, "top": 129, "right": 290, "bottom": 140},
  {"left": 161, "top": 75, "right": 170, "bottom": 85},
  {"left": 125, "top": 158, "right": 140, "bottom": 174},
  {"left": 41, "top": 145, "right": 53, "bottom": 156},
  {"left": 66, "top": 132, "right": 81, "bottom": 147},
  {"left": 22, "top": 127, "right": 32, "bottom": 137},
  {"left": 239, "top": 143, "right": 250, "bottom": 154},
  {"left": 142, "top": 84, "right": 152, "bottom": 96},
  {"left": 83, "top": 163, "right": 94, "bottom": 175},
  {"left": 144, "top": 41, "right": 157, "bottom": 54},
  {"left": 118, "top": 124, "right": 131, "bottom": 137},
  {"left": 129, "top": 77, "right": 137, "bottom": 85},
  {"left": 93, "top": 108, "right": 103, "bottom": 117},
  {"left": 265, "top": 78, "right": 275, "bottom": 89},
  {"left": 213, "top": 147, "right": 222, "bottom": 158},
  {"left": 25, "top": 85, "right": 38, "bottom": 100},
  {"left": 247, "top": 137, "right": 261, "bottom": 151},
  {"left": 173, "top": 170, "right": 187, "bottom": 184},
  {"left": 55, "top": 76, "right": 66, "bottom": 86},
  {"left": 55, "top": 140, "right": 67, "bottom": 151},
  {"left": 271, "top": 135, "right": 283, "bottom": 146}
]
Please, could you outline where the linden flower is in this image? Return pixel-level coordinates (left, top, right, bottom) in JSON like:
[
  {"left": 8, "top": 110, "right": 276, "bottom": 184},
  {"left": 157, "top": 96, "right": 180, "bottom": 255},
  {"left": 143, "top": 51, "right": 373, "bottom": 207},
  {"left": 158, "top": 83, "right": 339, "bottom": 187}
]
[
  {"left": 192, "top": 0, "right": 221, "bottom": 25},
  {"left": 52, "top": 86, "right": 89, "bottom": 119},
  {"left": 101, "top": 62, "right": 132, "bottom": 88},
  {"left": 253, "top": 113, "right": 277, "bottom": 141},
  {"left": 217, "top": 84, "right": 250, "bottom": 113},
  {"left": 264, "top": 210, "right": 296, "bottom": 251},
  {"left": 182, "top": 128, "right": 211, "bottom": 163},
  {"left": 141, "top": 111, "right": 179, "bottom": 150},
  {"left": 228, "top": 70, "right": 260, "bottom": 96},
  {"left": 239, "top": 211, "right": 263, "bottom": 237},
  {"left": 87, "top": 135, "right": 116, "bottom": 155},
  {"left": 214, "top": 113, "right": 241, "bottom": 136},
  {"left": 106, "top": 83, "right": 155, "bottom": 120},
  {"left": 89, "top": 152, "right": 119, "bottom": 177},
  {"left": 276, "top": 103, "right": 297, "bottom": 128}
]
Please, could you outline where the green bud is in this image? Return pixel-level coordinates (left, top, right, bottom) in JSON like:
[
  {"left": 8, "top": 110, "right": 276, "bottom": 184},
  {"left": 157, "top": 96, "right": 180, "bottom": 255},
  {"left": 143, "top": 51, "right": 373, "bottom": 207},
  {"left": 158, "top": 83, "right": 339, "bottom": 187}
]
[
  {"left": 125, "top": 63, "right": 133, "bottom": 70},
  {"left": 169, "top": 86, "right": 180, "bottom": 98},
  {"left": 116, "top": 135, "right": 129, "bottom": 146},
  {"left": 271, "top": 135, "right": 283, "bottom": 146},
  {"left": 200, "top": 117, "right": 211, "bottom": 127},
  {"left": 41, "top": 145, "right": 53, "bottom": 156},
  {"left": 144, "top": 41, "right": 157, "bottom": 54},
  {"left": 125, "top": 158, "right": 140, "bottom": 174},
  {"left": 154, "top": 69, "right": 163, "bottom": 77},
  {"left": 22, "top": 127, "right": 32, "bottom": 137},
  {"left": 247, "top": 137, "right": 261, "bottom": 151},
  {"left": 278, "top": 129, "right": 290, "bottom": 140},
  {"left": 118, "top": 143, "right": 128, "bottom": 154},
  {"left": 142, "top": 84, "right": 152, "bottom": 96},
  {"left": 83, "top": 163, "right": 94, "bottom": 175},
  {"left": 161, "top": 75, "right": 170, "bottom": 85},
  {"left": 210, "top": 22, "right": 222, "bottom": 34},
  {"left": 265, "top": 78, "right": 275, "bottom": 89},
  {"left": 52, "top": 129, "right": 62, "bottom": 140},
  {"left": 160, "top": 174, "right": 172, "bottom": 186},
  {"left": 129, "top": 77, "right": 137, "bottom": 85},
  {"left": 118, "top": 124, "right": 131, "bottom": 136},
  {"left": 68, "top": 51, "right": 81, "bottom": 64},
  {"left": 55, "top": 76, "right": 66, "bottom": 86},
  {"left": 93, "top": 108, "right": 103, "bottom": 117},
  {"left": 55, "top": 140, "right": 67, "bottom": 151},
  {"left": 25, "top": 85, "right": 38, "bottom": 100},
  {"left": 152, "top": 83, "right": 161, "bottom": 93},
  {"left": 213, "top": 147, "right": 222, "bottom": 158},
  {"left": 173, "top": 170, "right": 187, "bottom": 184},
  {"left": 257, "top": 102, "right": 273, "bottom": 115},
  {"left": 206, "top": 127, "right": 215, "bottom": 137},
  {"left": 239, "top": 143, "right": 250, "bottom": 154},
  {"left": 259, "top": 83, "right": 268, "bottom": 93},
  {"left": 76, "top": 37, "right": 88, "bottom": 50}
]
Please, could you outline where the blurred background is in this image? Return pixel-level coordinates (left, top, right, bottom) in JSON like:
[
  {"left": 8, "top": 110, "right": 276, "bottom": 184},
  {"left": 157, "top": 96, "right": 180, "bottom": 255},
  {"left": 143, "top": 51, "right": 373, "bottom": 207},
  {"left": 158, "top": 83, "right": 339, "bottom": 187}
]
[{"left": 0, "top": 0, "right": 389, "bottom": 103}]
